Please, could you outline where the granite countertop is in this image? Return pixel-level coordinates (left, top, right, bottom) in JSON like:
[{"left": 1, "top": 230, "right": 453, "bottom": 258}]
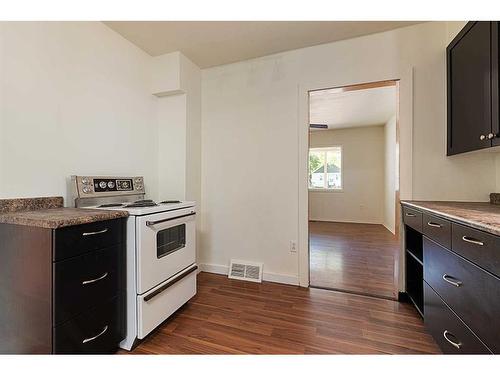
[
  {"left": 0, "top": 197, "right": 128, "bottom": 229},
  {"left": 401, "top": 200, "right": 500, "bottom": 236}
]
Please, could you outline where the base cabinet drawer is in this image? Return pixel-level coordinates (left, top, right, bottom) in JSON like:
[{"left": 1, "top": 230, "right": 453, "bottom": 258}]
[
  {"left": 452, "top": 223, "right": 500, "bottom": 277},
  {"left": 403, "top": 207, "right": 423, "bottom": 232},
  {"left": 422, "top": 213, "right": 451, "bottom": 248},
  {"left": 53, "top": 245, "right": 124, "bottom": 325},
  {"left": 423, "top": 237, "right": 500, "bottom": 353},
  {"left": 424, "top": 282, "right": 491, "bottom": 354},
  {"left": 53, "top": 296, "right": 124, "bottom": 354},
  {"left": 53, "top": 218, "right": 124, "bottom": 261}
]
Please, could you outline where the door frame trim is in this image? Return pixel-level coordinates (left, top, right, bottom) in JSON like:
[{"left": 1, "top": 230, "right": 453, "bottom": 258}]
[{"left": 297, "top": 70, "right": 414, "bottom": 292}]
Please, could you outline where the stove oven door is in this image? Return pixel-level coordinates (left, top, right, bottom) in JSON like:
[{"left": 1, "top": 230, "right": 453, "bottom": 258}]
[{"left": 135, "top": 207, "right": 196, "bottom": 294}]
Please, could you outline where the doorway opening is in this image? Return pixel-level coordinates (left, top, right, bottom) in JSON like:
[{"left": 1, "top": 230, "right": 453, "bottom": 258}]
[{"left": 308, "top": 80, "right": 400, "bottom": 299}]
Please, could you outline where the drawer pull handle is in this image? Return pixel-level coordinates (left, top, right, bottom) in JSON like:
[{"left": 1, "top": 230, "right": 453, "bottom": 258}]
[
  {"left": 461, "top": 236, "right": 484, "bottom": 246},
  {"left": 442, "top": 274, "right": 462, "bottom": 287},
  {"left": 405, "top": 213, "right": 417, "bottom": 217},
  {"left": 82, "top": 228, "right": 108, "bottom": 237},
  {"left": 443, "top": 330, "right": 462, "bottom": 349},
  {"left": 427, "top": 221, "right": 442, "bottom": 228},
  {"left": 82, "top": 325, "right": 108, "bottom": 344},
  {"left": 143, "top": 264, "right": 198, "bottom": 302},
  {"left": 82, "top": 272, "right": 108, "bottom": 285}
]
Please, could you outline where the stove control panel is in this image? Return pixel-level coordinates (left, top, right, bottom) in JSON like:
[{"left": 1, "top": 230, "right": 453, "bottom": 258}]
[
  {"left": 73, "top": 176, "right": 145, "bottom": 198},
  {"left": 94, "top": 178, "right": 134, "bottom": 192}
]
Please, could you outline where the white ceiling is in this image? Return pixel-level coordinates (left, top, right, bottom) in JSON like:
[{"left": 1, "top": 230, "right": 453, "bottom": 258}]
[
  {"left": 309, "top": 86, "right": 397, "bottom": 130},
  {"left": 103, "top": 21, "right": 422, "bottom": 68}
]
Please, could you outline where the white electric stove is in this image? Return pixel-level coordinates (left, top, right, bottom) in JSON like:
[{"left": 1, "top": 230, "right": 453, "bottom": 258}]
[{"left": 71, "top": 175, "right": 197, "bottom": 350}]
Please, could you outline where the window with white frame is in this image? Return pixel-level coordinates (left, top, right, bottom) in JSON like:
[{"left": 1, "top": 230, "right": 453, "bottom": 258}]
[{"left": 308, "top": 146, "right": 342, "bottom": 190}]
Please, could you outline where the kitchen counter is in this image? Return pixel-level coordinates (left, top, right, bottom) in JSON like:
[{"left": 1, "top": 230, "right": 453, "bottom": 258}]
[
  {"left": 401, "top": 200, "right": 500, "bottom": 236},
  {"left": 0, "top": 196, "right": 128, "bottom": 229},
  {"left": 0, "top": 196, "right": 128, "bottom": 353},
  {"left": 0, "top": 196, "right": 64, "bottom": 213}
]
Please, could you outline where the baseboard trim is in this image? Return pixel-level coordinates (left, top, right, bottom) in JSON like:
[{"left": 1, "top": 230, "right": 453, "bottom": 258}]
[
  {"left": 199, "top": 263, "right": 299, "bottom": 286},
  {"left": 198, "top": 263, "right": 228, "bottom": 276},
  {"left": 309, "top": 219, "right": 383, "bottom": 225}
]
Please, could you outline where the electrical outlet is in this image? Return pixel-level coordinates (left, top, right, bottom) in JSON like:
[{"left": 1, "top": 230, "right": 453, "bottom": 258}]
[{"left": 290, "top": 240, "right": 297, "bottom": 253}]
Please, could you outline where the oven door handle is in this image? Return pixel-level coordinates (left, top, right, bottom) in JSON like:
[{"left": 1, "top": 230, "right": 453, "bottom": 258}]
[
  {"left": 143, "top": 264, "right": 198, "bottom": 302},
  {"left": 146, "top": 212, "right": 195, "bottom": 227}
]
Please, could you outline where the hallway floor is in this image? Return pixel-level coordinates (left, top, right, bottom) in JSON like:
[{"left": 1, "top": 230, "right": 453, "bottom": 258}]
[{"left": 309, "top": 221, "right": 399, "bottom": 299}]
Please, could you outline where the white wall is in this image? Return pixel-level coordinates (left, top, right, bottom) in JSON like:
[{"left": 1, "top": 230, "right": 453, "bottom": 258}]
[
  {"left": 308, "top": 126, "right": 385, "bottom": 224},
  {"left": 383, "top": 115, "right": 397, "bottom": 233},
  {"left": 154, "top": 52, "right": 201, "bottom": 203},
  {"left": 0, "top": 23, "right": 202, "bottom": 212},
  {"left": 0, "top": 22, "right": 158, "bottom": 202},
  {"left": 201, "top": 22, "right": 498, "bottom": 285},
  {"left": 157, "top": 93, "right": 187, "bottom": 199},
  {"left": 181, "top": 54, "right": 202, "bottom": 205}
]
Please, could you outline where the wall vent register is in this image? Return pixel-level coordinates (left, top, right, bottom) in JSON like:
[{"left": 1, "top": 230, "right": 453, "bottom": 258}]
[{"left": 229, "top": 259, "right": 263, "bottom": 283}]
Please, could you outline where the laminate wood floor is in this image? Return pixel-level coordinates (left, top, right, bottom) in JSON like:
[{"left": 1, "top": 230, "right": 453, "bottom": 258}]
[
  {"left": 124, "top": 272, "right": 440, "bottom": 354},
  {"left": 309, "top": 221, "right": 399, "bottom": 299}
]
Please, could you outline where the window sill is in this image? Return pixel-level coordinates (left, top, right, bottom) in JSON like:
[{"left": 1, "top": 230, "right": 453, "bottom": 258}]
[{"left": 308, "top": 188, "right": 344, "bottom": 193}]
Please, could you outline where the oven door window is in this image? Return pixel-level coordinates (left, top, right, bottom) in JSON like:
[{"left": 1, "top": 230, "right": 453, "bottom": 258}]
[{"left": 157, "top": 224, "right": 186, "bottom": 258}]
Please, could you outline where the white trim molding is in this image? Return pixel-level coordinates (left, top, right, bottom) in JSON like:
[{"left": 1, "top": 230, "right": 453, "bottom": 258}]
[
  {"left": 198, "top": 263, "right": 300, "bottom": 286},
  {"left": 297, "top": 70, "right": 414, "bottom": 289}
]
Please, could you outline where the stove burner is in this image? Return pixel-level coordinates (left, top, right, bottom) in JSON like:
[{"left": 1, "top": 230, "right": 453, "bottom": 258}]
[
  {"left": 98, "top": 203, "right": 124, "bottom": 208},
  {"left": 160, "top": 200, "right": 182, "bottom": 204},
  {"left": 124, "top": 201, "right": 158, "bottom": 208},
  {"left": 134, "top": 199, "right": 155, "bottom": 204}
]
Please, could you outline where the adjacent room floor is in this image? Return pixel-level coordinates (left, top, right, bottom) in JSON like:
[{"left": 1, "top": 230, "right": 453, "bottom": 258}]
[
  {"left": 309, "top": 221, "right": 399, "bottom": 299},
  {"left": 125, "top": 272, "right": 439, "bottom": 354}
]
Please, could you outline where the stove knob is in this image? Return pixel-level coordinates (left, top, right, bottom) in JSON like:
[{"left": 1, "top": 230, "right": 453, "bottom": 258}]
[
  {"left": 99, "top": 181, "right": 107, "bottom": 189},
  {"left": 108, "top": 181, "right": 115, "bottom": 189},
  {"left": 136, "top": 184, "right": 143, "bottom": 190},
  {"left": 81, "top": 177, "right": 90, "bottom": 185},
  {"left": 82, "top": 186, "right": 91, "bottom": 194}
]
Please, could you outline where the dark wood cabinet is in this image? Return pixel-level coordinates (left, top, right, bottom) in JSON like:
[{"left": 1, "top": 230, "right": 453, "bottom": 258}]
[
  {"left": 0, "top": 218, "right": 126, "bottom": 354},
  {"left": 447, "top": 21, "right": 500, "bottom": 155},
  {"left": 53, "top": 296, "right": 122, "bottom": 354},
  {"left": 402, "top": 203, "right": 500, "bottom": 354},
  {"left": 423, "top": 237, "right": 500, "bottom": 353},
  {"left": 53, "top": 218, "right": 123, "bottom": 261},
  {"left": 424, "top": 283, "right": 491, "bottom": 354},
  {"left": 53, "top": 244, "right": 123, "bottom": 325},
  {"left": 422, "top": 213, "right": 451, "bottom": 249},
  {"left": 404, "top": 225, "right": 424, "bottom": 316},
  {"left": 452, "top": 223, "right": 500, "bottom": 277},
  {"left": 403, "top": 206, "right": 423, "bottom": 232}
]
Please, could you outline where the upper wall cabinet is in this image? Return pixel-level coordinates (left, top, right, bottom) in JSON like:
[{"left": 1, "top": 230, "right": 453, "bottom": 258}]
[{"left": 447, "top": 22, "right": 500, "bottom": 155}]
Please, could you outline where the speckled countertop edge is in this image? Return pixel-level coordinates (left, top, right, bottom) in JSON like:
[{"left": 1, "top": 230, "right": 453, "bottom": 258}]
[
  {"left": 401, "top": 200, "right": 500, "bottom": 236},
  {"left": 0, "top": 197, "right": 128, "bottom": 229},
  {"left": 0, "top": 196, "right": 64, "bottom": 214}
]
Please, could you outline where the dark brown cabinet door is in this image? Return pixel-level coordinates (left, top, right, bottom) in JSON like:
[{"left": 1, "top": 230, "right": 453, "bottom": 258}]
[
  {"left": 53, "top": 245, "right": 122, "bottom": 325},
  {"left": 492, "top": 22, "right": 500, "bottom": 147},
  {"left": 423, "top": 237, "right": 500, "bottom": 353},
  {"left": 424, "top": 282, "right": 491, "bottom": 354},
  {"left": 447, "top": 22, "right": 492, "bottom": 155}
]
